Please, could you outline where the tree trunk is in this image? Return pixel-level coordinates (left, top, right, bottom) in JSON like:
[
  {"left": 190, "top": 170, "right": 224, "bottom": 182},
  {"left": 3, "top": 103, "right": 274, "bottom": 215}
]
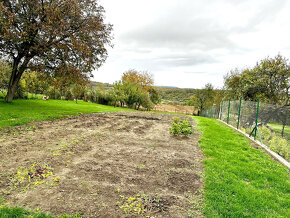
[
  {"left": 5, "top": 69, "right": 22, "bottom": 103},
  {"left": 281, "top": 108, "right": 287, "bottom": 137},
  {"left": 5, "top": 84, "right": 17, "bottom": 102},
  {"left": 281, "top": 114, "right": 287, "bottom": 137},
  {"left": 281, "top": 124, "right": 285, "bottom": 137},
  {"left": 5, "top": 56, "right": 31, "bottom": 102}
]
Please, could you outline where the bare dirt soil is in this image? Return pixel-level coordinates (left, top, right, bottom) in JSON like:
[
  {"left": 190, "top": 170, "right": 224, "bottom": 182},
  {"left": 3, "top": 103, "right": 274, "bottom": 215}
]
[
  {"left": 153, "top": 104, "right": 198, "bottom": 115},
  {"left": 0, "top": 112, "right": 204, "bottom": 217}
]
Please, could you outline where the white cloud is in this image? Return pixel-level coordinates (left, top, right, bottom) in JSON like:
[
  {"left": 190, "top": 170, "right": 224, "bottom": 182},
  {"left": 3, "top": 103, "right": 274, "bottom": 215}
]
[{"left": 95, "top": 0, "right": 290, "bottom": 88}]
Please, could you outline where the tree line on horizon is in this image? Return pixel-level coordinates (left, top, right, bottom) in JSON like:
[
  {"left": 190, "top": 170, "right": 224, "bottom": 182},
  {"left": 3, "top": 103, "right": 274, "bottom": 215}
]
[
  {"left": 1, "top": 54, "right": 289, "bottom": 114},
  {"left": 0, "top": 64, "right": 161, "bottom": 110}
]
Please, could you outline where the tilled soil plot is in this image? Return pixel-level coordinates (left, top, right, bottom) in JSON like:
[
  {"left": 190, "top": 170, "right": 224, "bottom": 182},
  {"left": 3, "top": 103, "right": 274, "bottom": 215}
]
[{"left": 0, "top": 111, "right": 204, "bottom": 217}]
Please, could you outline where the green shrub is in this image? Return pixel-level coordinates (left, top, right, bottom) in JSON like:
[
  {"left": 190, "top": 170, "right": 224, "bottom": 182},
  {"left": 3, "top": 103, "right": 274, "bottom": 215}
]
[
  {"left": 96, "top": 91, "right": 114, "bottom": 105},
  {"left": 268, "top": 136, "right": 289, "bottom": 161},
  {"left": 27, "top": 93, "right": 43, "bottom": 100},
  {"left": 170, "top": 117, "right": 193, "bottom": 136},
  {"left": 64, "top": 89, "right": 72, "bottom": 100},
  {"left": 259, "top": 126, "right": 289, "bottom": 161},
  {"left": 0, "top": 90, "right": 5, "bottom": 99},
  {"left": 47, "top": 87, "right": 61, "bottom": 100},
  {"left": 240, "top": 127, "right": 246, "bottom": 133},
  {"left": 14, "top": 80, "right": 27, "bottom": 99},
  {"left": 139, "top": 92, "right": 154, "bottom": 111},
  {"left": 84, "top": 90, "right": 96, "bottom": 103},
  {"left": 260, "top": 126, "right": 272, "bottom": 141}
]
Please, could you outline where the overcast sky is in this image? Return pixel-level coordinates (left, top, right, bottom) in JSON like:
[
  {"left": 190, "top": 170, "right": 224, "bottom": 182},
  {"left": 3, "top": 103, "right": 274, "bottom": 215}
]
[{"left": 94, "top": 0, "right": 290, "bottom": 89}]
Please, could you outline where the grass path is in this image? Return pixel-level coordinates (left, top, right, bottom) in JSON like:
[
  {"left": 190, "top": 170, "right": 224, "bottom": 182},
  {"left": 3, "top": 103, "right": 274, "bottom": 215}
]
[
  {"left": 194, "top": 116, "right": 290, "bottom": 217},
  {"left": 0, "top": 99, "right": 131, "bottom": 128}
]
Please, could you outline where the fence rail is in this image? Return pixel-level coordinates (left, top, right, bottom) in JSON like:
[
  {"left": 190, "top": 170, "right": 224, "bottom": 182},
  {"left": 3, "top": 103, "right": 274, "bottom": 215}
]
[{"left": 201, "top": 99, "right": 290, "bottom": 162}]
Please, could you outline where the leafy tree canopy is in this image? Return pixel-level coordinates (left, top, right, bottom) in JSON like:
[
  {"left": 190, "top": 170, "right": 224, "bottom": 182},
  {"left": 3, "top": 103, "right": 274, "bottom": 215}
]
[
  {"left": 0, "top": 0, "right": 112, "bottom": 102},
  {"left": 112, "top": 70, "right": 160, "bottom": 110},
  {"left": 121, "top": 69, "right": 154, "bottom": 91},
  {"left": 0, "top": 59, "right": 11, "bottom": 92},
  {"left": 192, "top": 83, "right": 215, "bottom": 115},
  {"left": 224, "top": 54, "right": 290, "bottom": 105}
]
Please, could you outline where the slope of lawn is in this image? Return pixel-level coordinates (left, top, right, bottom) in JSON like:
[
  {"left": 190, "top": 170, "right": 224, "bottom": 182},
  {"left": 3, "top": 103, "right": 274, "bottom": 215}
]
[
  {"left": 0, "top": 99, "right": 131, "bottom": 128},
  {"left": 194, "top": 117, "right": 290, "bottom": 217}
]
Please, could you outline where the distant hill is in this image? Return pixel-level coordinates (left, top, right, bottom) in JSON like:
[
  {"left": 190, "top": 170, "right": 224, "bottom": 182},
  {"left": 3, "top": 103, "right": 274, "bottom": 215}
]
[
  {"left": 156, "top": 87, "right": 196, "bottom": 105},
  {"left": 156, "top": 85, "right": 179, "bottom": 89},
  {"left": 90, "top": 81, "right": 113, "bottom": 90}
]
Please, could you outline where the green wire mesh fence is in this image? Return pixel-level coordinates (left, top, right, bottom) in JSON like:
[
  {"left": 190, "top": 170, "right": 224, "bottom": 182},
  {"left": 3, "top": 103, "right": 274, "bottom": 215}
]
[
  {"left": 201, "top": 106, "right": 219, "bottom": 119},
  {"left": 201, "top": 99, "right": 290, "bottom": 162}
]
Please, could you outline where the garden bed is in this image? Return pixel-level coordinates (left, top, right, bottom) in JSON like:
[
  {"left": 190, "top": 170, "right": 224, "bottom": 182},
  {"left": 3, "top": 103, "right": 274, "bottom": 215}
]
[{"left": 0, "top": 112, "right": 203, "bottom": 217}]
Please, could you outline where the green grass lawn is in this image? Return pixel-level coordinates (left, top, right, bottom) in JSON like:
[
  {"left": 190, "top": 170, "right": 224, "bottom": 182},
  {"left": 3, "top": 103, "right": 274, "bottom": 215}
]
[
  {"left": 194, "top": 117, "right": 290, "bottom": 217},
  {"left": 0, "top": 206, "right": 81, "bottom": 218},
  {"left": 0, "top": 99, "right": 131, "bottom": 128}
]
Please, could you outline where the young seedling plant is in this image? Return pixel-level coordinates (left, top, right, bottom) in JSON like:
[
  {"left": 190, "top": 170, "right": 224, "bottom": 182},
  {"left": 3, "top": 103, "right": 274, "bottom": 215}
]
[{"left": 170, "top": 117, "right": 193, "bottom": 136}]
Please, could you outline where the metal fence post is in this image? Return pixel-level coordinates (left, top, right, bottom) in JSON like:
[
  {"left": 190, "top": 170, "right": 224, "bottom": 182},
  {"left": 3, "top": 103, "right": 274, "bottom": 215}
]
[
  {"left": 220, "top": 101, "right": 223, "bottom": 120},
  {"left": 227, "top": 99, "right": 231, "bottom": 124},
  {"left": 254, "top": 98, "right": 260, "bottom": 140},
  {"left": 237, "top": 97, "right": 242, "bottom": 129}
]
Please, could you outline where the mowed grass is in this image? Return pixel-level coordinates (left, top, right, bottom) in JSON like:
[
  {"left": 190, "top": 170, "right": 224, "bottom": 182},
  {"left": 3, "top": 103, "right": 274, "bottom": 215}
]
[
  {"left": 0, "top": 196, "right": 78, "bottom": 217},
  {"left": 194, "top": 117, "right": 290, "bottom": 217},
  {"left": 0, "top": 206, "right": 79, "bottom": 218},
  {"left": 0, "top": 206, "right": 55, "bottom": 218},
  {"left": 0, "top": 99, "right": 131, "bottom": 128}
]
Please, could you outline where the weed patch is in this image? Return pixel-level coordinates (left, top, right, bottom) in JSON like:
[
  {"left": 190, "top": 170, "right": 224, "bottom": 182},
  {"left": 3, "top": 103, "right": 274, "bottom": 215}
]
[
  {"left": 10, "top": 162, "right": 60, "bottom": 192},
  {"left": 117, "top": 194, "right": 168, "bottom": 216},
  {"left": 12, "top": 163, "right": 53, "bottom": 188}
]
